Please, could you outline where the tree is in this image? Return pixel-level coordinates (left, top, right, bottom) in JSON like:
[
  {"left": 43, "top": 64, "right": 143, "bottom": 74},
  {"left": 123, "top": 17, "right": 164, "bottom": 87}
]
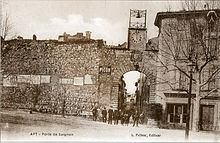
[
  {"left": 182, "top": 0, "right": 220, "bottom": 11},
  {"left": 1, "top": 13, "right": 13, "bottom": 40},
  {"left": 156, "top": 8, "right": 220, "bottom": 132}
]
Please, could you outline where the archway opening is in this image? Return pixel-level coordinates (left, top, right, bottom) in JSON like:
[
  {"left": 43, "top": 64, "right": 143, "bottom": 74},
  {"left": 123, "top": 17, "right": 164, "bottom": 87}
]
[{"left": 118, "top": 71, "right": 150, "bottom": 113}]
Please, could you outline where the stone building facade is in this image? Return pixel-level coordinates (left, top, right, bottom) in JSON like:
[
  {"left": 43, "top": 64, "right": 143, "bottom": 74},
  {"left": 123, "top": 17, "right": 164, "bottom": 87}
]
[
  {"left": 58, "top": 31, "right": 91, "bottom": 42},
  {"left": 154, "top": 9, "right": 220, "bottom": 131}
]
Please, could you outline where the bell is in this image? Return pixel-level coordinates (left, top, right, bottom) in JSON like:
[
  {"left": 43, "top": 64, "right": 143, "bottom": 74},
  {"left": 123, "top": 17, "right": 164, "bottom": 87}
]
[{"left": 136, "top": 10, "right": 141, "bottom": 18}]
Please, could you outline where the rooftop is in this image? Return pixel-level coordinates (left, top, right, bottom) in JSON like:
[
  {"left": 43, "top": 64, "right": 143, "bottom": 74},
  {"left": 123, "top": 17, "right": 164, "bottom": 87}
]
[{"left": 154, "top": 9, "right": 220, "bottom": 27}]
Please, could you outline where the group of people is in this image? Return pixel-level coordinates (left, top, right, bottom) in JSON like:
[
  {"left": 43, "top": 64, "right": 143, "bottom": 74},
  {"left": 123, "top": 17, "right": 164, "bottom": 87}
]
[{"left": 92, "top": 106, "right": 143, "bottom": 127}]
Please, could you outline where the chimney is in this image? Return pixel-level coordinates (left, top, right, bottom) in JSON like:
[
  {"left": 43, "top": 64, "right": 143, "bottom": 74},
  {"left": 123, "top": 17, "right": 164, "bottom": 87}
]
[
  {"left": 33, "top": 34, "right": 37, "bottom": 40},
  {"left": 85, "top": 31, "right": 91, "bottom": 39}
]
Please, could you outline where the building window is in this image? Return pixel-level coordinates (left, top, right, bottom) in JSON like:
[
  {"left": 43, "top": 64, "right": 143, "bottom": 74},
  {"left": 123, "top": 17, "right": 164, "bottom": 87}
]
[
  {"left": 201, "top": 68, "right": 218, "bottom": 91},
  {"left": 174, "top": 70, "right": 188, "bottom": 90},
  {"left": 179, "top": 72, "right": 188, "bottom": 90},
  {"left": 208, "top": 67, "right": 217, "bottom": 90},
  {"left": 210, "top": 38, "right": 218, "bottom": 58},
  {"left": 208, "top": 22, "right": 215, "bottom": 33},
  {"left": 167, "top": 103, "right": 187, "bottom": 124}
]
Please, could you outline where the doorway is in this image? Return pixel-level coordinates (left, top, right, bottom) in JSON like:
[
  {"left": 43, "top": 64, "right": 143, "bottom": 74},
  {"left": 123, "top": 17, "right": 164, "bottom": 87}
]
[{"left": 200, "top": 105, "right": 214, "bottom": 131}]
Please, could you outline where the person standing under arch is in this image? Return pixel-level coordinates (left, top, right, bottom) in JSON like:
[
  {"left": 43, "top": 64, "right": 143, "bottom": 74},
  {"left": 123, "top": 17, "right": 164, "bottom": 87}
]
[
  {"left": 102, "top": 107, "right": 107, "bottom": 122},
  {"left": 133, "top": 108, "right": 140, "bottom": 127},
  {"left": 108, "top": 108, "right": 113, "bottom": 124},
  {"left": 113, "top": 109, "right": 119, "bottom": 125}
]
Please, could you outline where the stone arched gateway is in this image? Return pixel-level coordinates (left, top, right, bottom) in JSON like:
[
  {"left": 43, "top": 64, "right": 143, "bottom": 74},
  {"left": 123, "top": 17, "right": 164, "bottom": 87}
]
[{"left": 98, "top": 44, "right": 158, "bottom": 109}]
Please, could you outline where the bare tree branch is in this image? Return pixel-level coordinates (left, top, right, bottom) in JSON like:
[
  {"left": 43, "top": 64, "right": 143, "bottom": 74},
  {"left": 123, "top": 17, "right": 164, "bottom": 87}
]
[
  {"left": 200, "top": 67, "right": 220, "bottom": 87},
  {"left": 1, "top": 13, "right": 13, "bottom": 40},
  {"left": 201, "top": 88, "right": 218, "bottom": 98}
]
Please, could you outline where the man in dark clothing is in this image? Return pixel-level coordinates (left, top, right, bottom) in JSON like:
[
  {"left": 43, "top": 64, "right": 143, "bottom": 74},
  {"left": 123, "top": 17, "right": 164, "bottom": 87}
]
[
  {"left": 108, "top": 108, "right": 113, "bottom": 124},
  {"left": 119, "top": 110, "right": 124, "bottom": 125},
  {"left": 62, "top": 100, "right": 66, "bottom": 118},
  {"left": 102, "top": 107, "right": 107, "bottom": 122},
  {"left": 133, "top": 108, "right": 140, "bottom": 127},
  {"left": 124, "top": 110, "right": 129, "bottom": 126},
  {"left": 113, "top": 110, "right": 119, "bottom": 125},
  {"left": 140, "top": 112, "right": 145, "bottom": 124},
  {"left": 92, "top": 108, "right": 98, "bottom": 121}
]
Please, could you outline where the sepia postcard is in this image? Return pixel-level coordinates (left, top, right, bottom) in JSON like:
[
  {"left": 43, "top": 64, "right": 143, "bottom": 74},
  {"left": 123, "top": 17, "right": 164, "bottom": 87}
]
[{"left": 1, "top": 0, "right": 220, "bottom": 142}]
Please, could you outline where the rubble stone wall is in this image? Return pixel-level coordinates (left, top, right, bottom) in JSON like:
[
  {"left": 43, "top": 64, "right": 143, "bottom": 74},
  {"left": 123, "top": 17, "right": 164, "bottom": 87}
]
[
  {"left": 1, "top": 39, "right": 158, "bottom": 115},
  {"left": 1, "top": 40, "right": 101, "bottom": 115}
]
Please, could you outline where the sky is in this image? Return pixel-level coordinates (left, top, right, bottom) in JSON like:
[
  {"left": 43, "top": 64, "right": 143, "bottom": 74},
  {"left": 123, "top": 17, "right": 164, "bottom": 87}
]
[
  {"left": 2, "top": 0, "right": 182, "bottom": 45},
  {"left": 123, "top": 71, "right": 140, "bottom": 94},
  {"left": 2, "top": 0, "right": 182, "bottom": 93}
]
